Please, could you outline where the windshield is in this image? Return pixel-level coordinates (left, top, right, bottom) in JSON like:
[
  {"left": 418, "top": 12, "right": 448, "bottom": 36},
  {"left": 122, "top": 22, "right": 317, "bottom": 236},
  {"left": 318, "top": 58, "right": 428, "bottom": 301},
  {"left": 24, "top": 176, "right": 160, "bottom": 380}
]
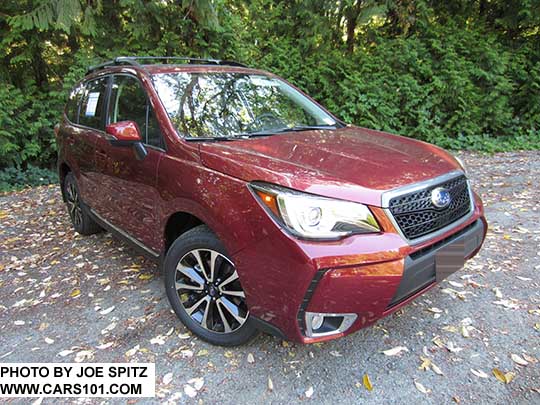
[{"left": 152, "top": 72, "right": 337, "bottom": 139}]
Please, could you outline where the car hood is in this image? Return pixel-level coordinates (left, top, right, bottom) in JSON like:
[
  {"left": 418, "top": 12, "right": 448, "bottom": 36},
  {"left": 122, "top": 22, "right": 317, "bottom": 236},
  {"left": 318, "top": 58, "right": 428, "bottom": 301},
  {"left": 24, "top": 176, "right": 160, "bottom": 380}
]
[{"left": 199, "top": 126, "right": 462, "bottom": 207}]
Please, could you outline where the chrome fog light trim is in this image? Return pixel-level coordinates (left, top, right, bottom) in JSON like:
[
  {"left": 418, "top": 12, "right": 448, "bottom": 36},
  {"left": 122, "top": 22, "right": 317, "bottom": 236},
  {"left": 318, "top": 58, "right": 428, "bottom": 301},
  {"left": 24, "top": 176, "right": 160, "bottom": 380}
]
[{"left": 305, "top": 312, "right": 357, "bottom": 338}]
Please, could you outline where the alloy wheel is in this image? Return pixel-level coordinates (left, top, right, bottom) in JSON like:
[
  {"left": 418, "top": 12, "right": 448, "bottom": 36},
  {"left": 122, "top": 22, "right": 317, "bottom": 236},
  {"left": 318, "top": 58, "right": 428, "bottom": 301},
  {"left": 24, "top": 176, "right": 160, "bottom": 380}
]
[
  {"left": 65, "top": 181, "right": 83, "bottom": 227},
  {"left": 175, "top": 249, "right": 248, "bottom": 333}
]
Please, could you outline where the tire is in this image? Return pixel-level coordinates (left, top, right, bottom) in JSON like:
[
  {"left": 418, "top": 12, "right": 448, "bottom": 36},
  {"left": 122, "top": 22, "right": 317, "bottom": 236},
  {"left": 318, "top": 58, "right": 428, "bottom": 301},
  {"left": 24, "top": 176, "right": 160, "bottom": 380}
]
[
  {"left": 63, "top": 172, "right": 102, "bottom": 236},
  {"left": 164, "top": 225, "right": 258, "bottom": 346}
]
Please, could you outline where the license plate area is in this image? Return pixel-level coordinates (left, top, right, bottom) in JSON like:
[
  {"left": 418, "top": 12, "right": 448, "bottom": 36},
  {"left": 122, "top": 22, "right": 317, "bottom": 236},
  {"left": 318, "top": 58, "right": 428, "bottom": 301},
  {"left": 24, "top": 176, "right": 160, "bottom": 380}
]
[{"left": 435, "top": 240, "right": 465, "bottom": 282}]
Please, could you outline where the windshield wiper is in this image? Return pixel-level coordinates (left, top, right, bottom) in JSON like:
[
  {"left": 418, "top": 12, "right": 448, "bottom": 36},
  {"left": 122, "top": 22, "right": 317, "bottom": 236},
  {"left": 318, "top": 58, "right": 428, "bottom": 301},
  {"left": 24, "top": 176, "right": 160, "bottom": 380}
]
[
  {"left": 241, "top": 124, "right": 337, "bottom": 138},
  {"left": 185, "top": 136, "right": 241, "bottom": 142},
  {"left": 282, "top": 124, "right": 337, "bottom": 132},
  {"left": 185, "top": 125, "right": 337, "bottom": 141}
]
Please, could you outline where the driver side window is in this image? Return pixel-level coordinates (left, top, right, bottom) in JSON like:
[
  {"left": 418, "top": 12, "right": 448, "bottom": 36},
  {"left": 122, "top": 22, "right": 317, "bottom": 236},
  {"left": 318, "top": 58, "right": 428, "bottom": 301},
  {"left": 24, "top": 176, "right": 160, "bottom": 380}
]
[{"left": 108, "top": 75, "right": 164, "bottom": 148}]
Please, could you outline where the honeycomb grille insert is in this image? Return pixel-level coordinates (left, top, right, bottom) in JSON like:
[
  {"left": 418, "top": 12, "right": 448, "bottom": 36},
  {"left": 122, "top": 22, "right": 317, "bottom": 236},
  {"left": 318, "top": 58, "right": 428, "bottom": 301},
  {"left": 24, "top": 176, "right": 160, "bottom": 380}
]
[{"left": 388, "top": 175, "right": 472, "bottom": 240}]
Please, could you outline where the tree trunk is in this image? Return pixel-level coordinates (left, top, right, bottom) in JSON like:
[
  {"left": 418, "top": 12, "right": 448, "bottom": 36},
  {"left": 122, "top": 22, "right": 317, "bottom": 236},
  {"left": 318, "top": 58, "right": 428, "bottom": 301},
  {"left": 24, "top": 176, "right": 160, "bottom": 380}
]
[
  {"left": 345, "top": 0, "right": 362, "bottom": 54},
  {"left": 30, "top": 35, "right": 48, "bottom": 89}
]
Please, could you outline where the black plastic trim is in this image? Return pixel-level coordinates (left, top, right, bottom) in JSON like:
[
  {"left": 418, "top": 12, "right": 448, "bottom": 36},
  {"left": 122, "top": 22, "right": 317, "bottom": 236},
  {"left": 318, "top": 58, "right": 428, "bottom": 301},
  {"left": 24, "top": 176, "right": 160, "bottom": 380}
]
[
  {"left": 296, "top": 269, "right": 328, "bottom": 334},
  {"left": 250, "top": 316, "right": 287, "bottom": 340},
  {"left": 88, "top": 208, "right": 160, "bottom": 261},
  {"left": 387, "top": 219, "right": 484, "bottom": 309}
]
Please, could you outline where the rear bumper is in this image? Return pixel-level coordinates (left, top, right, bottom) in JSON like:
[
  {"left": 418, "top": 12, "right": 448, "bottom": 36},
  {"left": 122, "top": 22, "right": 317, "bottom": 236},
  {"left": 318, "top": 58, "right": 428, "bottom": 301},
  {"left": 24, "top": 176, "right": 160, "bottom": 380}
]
[{"left": 234, "top": 193, "right": 487, "bottom": 344}]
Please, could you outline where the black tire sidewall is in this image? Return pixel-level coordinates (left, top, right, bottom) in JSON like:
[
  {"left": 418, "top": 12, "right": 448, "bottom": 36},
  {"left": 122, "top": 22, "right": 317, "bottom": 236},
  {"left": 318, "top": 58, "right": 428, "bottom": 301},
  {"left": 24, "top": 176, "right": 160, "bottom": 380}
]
[
  {"left": 63, "top": 172, "right": 101, "bottom": 235},
  {"left": 164, "top": 225, "right": 257, "bottom": 346}
]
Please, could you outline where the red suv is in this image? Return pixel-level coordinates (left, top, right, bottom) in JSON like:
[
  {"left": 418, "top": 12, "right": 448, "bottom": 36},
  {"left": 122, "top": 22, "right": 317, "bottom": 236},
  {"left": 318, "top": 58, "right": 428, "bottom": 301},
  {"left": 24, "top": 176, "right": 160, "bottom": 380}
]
[{"left": 55, "top": 57, "right": 487, "bottom": 346}]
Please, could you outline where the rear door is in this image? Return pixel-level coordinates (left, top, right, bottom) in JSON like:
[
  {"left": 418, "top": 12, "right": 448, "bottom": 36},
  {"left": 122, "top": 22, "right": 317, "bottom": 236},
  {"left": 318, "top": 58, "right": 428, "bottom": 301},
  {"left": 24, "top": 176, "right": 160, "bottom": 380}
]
[
  {"left": 61, "top": 76, "right": 110, "bottom": 208},
  {"left": 93, "top": 74, "right": 165, "bottom": 253}
]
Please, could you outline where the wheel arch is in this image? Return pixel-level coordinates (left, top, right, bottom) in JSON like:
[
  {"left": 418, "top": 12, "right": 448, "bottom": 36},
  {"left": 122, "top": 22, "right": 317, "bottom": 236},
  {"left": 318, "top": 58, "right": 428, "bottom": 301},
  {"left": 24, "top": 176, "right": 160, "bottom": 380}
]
[
  {"left": 58, "top": 161, "right": 72, "bottom": 202},
  {"left": 163, "top": 211, "right": 205, "bottom": 253}
]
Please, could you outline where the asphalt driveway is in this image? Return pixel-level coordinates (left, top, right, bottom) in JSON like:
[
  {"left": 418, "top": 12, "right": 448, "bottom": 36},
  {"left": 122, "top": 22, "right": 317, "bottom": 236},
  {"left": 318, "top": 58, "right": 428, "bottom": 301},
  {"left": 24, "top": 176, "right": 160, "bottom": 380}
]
[{"left": 0, "top": 151, "right": 539, "bottom": 404}]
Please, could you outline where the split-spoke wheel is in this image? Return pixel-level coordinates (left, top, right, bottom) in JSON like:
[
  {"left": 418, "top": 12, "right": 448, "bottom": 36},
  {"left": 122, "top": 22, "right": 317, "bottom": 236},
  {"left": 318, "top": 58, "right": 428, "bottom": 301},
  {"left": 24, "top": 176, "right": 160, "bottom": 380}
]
[
  {"left": 165, "top": 225, "right": 257, "bottom": 346},
  {"left": 62, "top": 172, "right": 101, "bottom": 235}
]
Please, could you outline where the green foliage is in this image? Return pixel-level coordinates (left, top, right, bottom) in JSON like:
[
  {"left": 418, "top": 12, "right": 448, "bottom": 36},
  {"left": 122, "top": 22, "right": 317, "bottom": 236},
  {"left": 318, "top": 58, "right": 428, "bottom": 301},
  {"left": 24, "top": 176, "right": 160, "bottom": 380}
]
[
  {"left": 0, "top": 0, "right": 539, "bottom": 186},
  {"left": 0, "top": 165, "right": 57, "bottom": 193}
]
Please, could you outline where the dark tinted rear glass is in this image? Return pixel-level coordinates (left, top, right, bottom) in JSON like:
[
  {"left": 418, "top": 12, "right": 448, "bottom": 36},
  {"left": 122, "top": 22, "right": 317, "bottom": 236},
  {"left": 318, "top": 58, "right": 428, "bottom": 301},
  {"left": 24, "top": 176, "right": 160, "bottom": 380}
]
[
  {"left": 65, "top": 82, "right": 84, "bottom": 123},
  {"left": 79, "top": 77, "right": 109, "bottom": 130}
]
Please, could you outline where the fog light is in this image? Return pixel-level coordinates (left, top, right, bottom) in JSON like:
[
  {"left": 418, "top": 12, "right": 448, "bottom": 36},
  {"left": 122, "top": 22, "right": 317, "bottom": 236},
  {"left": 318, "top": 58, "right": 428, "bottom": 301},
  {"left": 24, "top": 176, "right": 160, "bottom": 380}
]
[
  {"left": 304, "top": 312, "right": 357, "bottom": 338},
  {"left": 310, "top": 314, "right": 324, "bottom": 330}
]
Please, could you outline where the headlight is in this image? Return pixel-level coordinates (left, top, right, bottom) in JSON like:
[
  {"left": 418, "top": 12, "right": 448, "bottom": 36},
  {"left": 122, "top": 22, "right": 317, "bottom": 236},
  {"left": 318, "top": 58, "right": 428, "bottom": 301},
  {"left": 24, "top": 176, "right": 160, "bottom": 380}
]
[
  {"left": 250, "top": 182, "right": 380, "bottom": 240},
  {"left": 454, "top": 155, "right": 467, "bottom": 174}
]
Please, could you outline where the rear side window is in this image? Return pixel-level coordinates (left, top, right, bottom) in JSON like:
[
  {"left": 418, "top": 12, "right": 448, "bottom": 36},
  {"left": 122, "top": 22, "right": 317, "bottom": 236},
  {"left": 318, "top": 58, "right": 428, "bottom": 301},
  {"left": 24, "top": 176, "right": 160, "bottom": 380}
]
[
  {"left": 108, "top": 75, "right": 164, "bottom": 148},
  {"left": 79, "top": 77, "right": 109, "bottom": 130},
  {"left": 65, "top": 82, "right": 84, "bottom": 123}
]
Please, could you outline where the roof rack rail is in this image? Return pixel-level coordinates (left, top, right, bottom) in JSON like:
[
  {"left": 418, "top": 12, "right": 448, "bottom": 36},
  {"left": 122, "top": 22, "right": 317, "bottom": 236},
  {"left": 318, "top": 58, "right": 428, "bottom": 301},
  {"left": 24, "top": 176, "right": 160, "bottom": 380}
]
[{"left": 86, "top": 56, "right": 248, "bottom": 75}]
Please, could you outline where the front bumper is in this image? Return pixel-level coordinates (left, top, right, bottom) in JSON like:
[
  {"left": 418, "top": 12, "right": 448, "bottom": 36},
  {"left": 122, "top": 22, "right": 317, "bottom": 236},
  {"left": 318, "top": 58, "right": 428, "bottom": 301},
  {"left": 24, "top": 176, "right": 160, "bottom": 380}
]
[{"left": 233, "top": 192, "right": 487, "bottom": 344}]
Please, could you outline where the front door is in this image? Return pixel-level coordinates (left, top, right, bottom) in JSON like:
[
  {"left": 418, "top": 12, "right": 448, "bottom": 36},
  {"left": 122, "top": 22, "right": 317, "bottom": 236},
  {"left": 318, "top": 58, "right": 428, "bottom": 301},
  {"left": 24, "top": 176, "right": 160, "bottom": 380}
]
[{"left": 93, "top": 74, "right": 165, "bottom": 253}]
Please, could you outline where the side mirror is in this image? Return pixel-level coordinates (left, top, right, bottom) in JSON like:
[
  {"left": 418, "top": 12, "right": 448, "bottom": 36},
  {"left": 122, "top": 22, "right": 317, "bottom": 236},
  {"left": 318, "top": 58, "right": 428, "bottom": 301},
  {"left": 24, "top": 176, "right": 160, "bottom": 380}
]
[
  {"left": 105, "top": 121, "right": 147, "bottom": 160},
  {"left": 106, "top": 121, "right": 141, "bottom": 142}
]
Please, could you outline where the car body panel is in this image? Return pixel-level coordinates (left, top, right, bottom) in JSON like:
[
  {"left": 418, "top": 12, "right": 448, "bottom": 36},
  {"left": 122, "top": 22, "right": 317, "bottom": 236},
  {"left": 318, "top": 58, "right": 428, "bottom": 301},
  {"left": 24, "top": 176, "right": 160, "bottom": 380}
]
[
  {"left": 93, "top": 133, "right": 164, "bottom": 252},
  {"left": 199, "top": 126, "right": 461, "bottom": 206}
]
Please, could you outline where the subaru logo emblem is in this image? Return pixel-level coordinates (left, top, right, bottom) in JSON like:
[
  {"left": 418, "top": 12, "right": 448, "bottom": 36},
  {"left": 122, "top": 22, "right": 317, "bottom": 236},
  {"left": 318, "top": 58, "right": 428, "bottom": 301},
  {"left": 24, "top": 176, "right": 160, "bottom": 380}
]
[{"left": 431, "top": 187, "right": 451, "bottom": 208}]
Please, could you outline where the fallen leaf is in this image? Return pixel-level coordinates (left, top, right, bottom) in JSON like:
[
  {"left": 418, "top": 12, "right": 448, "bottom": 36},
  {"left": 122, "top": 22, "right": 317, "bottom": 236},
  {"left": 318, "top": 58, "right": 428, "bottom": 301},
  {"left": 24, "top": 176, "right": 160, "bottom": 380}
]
[
  {"left": 432, "top": 336, "right": 445, "bottom": 348},
  {"left": 382, "top": 346, "right": 408, "bottom": 356},
  {"left": 96, "top": 342, "right": 114, "bottom": 350},
  {"left": 471, "top": 368, "right": 488, "bottom": 379},
  {"left": 150, "top": 335, "right": 166, "bottom": 345},
  {"left": 446, "top": 341, "right": 463, "bottom": 353},
  {"left": 58, "top": 349, "right": 74, "bottom": 357},
  {"left": 138, "top": 274, "right": 153, "bottom": 280},
  {"left": 505, "top": 372, "right": 516, "bottom": 383},
  {"left": 184, "top": 384, "right": 197, "bottom": 398},
  {"left": 163, "top": 372, "right": 173, "bottom": 385},
  {"left": 44, "top": 337, "right": 54, "bottom": 345},
  {"left": 493, "top": 299, "right": 520, "bottom": 310},
  {"left": 510, "top": 353, "right": 528, "bottom": 366},
  {"left": 305, "top": 386, "right": 314, "bottom": 398},
  {"left": 363, "top": 374, "right": 373, "bottom": 391},
  {"left": 448, "top": 280, "right": 463, "bottom": 288},
  {"left": 99, "top": 306, "right": 115, "bottom": 315},
  {"left": 414, "top": 381, "right": 430, "bottom": 394},
  {"left": 187, "top": 377, "right": 203, "bottom": 391},
  {"left": 522, "top": 354, "right": 536, "bottom": 363},
  {"left": 268, "top": 377, "right": 274, "bottom": 391},
  {"left": 125, "top": 344, "right": 140, "bottom": 357},
  {"left": 493, "top": 368, "right": 514, "bottom": 384},
  {"left": 419, "top": 357, "right": 431, "bottom": 371},
  {"left": 247, "top": 353, "right": 255, "bottom": 363},
  {"left": 70, "top": 289, "right": 81, "bottom": 298},
  {"left": 431, "top": 363, "right": 444, "bottom": 376},
  {"left": 74, "top": 350, "right": 93, "bottom": 363}
]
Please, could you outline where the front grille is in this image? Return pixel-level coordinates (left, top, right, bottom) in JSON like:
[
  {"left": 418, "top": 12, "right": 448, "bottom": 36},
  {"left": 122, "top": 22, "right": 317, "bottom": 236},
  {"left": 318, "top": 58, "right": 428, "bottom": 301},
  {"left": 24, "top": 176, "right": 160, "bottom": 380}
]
[{"left": 388, "top": 175, "right": 471, "bottom": 240}]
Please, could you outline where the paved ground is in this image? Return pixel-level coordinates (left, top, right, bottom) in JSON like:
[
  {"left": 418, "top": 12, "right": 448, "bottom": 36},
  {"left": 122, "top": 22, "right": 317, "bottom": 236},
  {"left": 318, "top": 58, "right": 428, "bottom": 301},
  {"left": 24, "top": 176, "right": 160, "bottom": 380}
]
[{"left": 0, "top": 151, "right": 539, "bottom": 404}]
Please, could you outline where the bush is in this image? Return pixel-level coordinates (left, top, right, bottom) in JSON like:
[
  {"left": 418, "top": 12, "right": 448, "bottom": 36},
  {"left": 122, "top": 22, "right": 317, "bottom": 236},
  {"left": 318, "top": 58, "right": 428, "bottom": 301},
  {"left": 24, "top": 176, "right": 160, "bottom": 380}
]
[{"left": 0, "top": 165, "right": 58, "bottom": 193}]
